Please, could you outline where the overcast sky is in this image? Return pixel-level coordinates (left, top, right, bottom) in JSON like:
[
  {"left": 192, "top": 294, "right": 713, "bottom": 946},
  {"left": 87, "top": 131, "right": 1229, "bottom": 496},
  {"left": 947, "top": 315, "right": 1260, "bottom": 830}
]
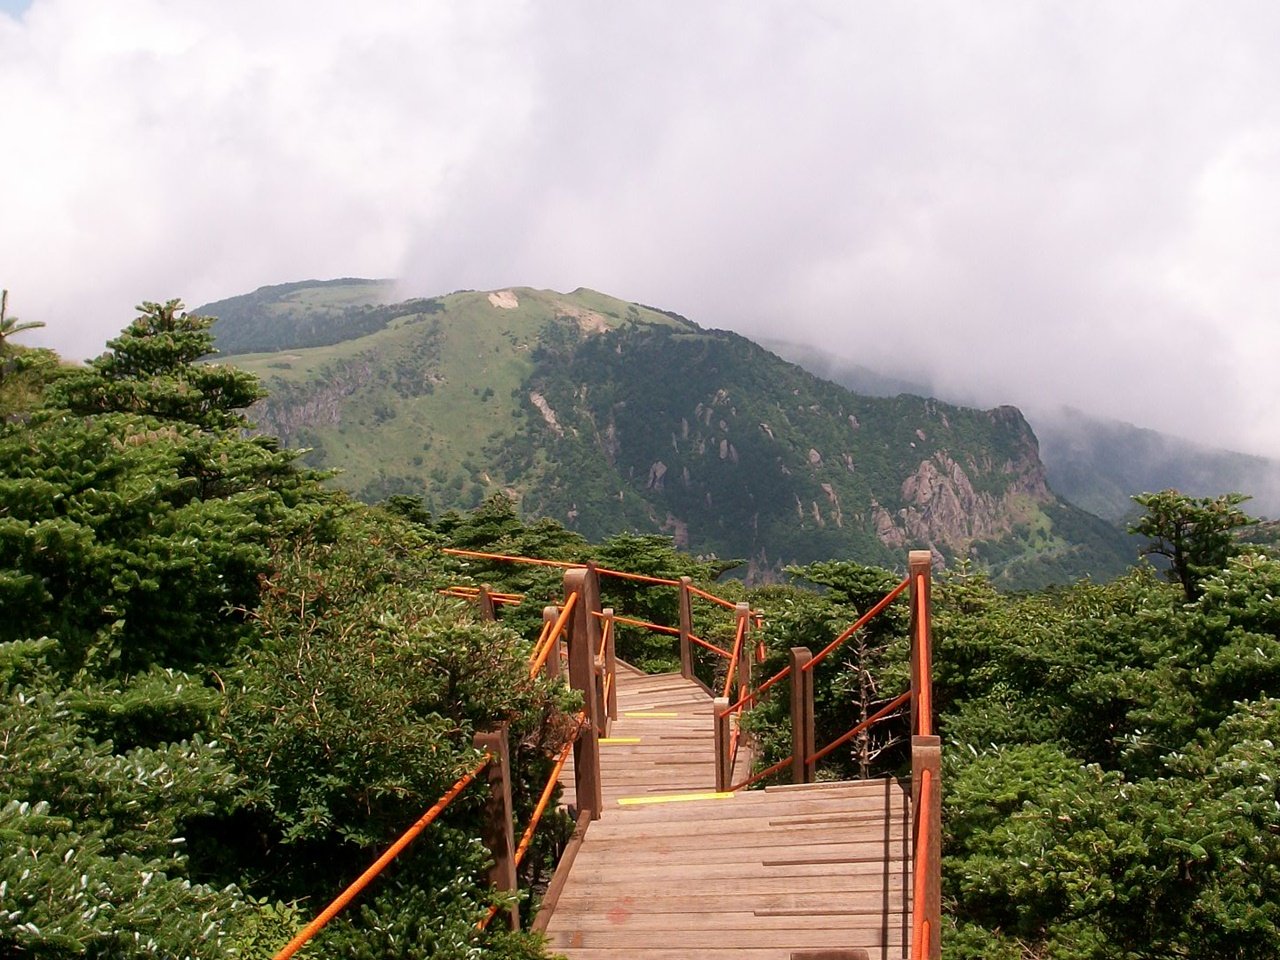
[{"left": 2, "top": 1, "right": 1278, "bottom": 458}]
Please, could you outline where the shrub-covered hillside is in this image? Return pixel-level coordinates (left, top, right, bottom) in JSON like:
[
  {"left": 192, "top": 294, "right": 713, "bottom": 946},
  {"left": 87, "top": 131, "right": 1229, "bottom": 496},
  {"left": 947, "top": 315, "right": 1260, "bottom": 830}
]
[{"left": 0, "top": 302, "right": 581, "bottom": 958}]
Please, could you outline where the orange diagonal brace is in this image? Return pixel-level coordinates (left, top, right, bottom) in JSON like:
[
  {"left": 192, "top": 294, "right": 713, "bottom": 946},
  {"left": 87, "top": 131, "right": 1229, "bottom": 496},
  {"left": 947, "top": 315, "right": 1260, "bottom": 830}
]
[
  {"left": 721, "top": 613, "right": 749, "bottom": 699},
  {"left": 806, "top": 689, "right": 912, "bottom": 767},
  {"left": 802, "top": 576, "right": 910, "bottom": 673},
  {"left": 273, "top": 755, "right": 490, "bottom": 960},
  {"left": 686, "top": 584, "right": 738, "bottom": 610},
  {"left": 529, "top": 593, "right": 577, "bottom": 678}
]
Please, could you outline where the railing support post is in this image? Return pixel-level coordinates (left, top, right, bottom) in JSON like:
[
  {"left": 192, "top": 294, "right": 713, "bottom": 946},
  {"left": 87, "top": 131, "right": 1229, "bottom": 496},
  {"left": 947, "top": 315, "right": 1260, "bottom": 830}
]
[
  {"left": 909, "top": 550, "right": 934, "bottom": 739},
  {"left": 477, "top": 584, "right": 497, "bottom": 622},
  {"left": 735, "top": 602, "right": 752, "bottom": 707},
  {"left": 473, "top": 724, "right": 518, "bottom": 931},
  {"left": 789, "top": 647, "right": 815, "bottom": 783},
  {"left": 912, "top": 735, "right": 942, "bottom": 960},
  {"left": 678, "top": 576, "right": 694, "bottom": 680},
  {"left": 565, "top": 568, "right": 602, "bottom": 819},
  {"left": 602, "top": 608, "right": 618, "bottom": 724},
  {"left": 541, "top": 605, "right": 561, "bottom": 680},
  {"left": 713, "top": 696, "right": 732, "bottom": 792}
]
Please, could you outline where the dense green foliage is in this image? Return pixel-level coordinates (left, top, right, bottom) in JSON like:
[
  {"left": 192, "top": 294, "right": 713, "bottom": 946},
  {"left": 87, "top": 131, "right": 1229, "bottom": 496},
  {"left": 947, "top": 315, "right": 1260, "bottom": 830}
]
[
  {"left": 931, "top": 498, "right": 1280, "bottom": 958},
  {"left": 0, "top": 303, "right": 571, "bottom": 958}
]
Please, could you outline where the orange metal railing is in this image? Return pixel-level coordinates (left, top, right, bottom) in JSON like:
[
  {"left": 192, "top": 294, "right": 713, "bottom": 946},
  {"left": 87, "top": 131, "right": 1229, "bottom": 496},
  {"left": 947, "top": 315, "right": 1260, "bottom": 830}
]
[
  {"left": 721, "top": 611, "right": 750, "bottom": 699},
  {"left": 911, "top": 766, "right": 935, "bottom": 960},
  {"left": 529, "top": 593, "right": 577, "bottom": 677},
  {"left": 272, "top": 757, "right": 491, "bottom": 960}
]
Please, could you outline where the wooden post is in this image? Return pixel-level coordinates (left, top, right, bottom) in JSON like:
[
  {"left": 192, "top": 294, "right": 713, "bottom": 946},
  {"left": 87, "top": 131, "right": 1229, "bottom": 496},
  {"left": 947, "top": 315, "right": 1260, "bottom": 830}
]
[
  {"left": 678, "top": 576, "right": 694, "bottom": 679},
  {"left": 713, "top": 696, "right": 732, "bottom": 791},
  {"left": 908, "top": 550, "right": 934, "bottom": 739},
  {"left": 735, "top": 602, "right": 752, "bottom": 708},
  {"left": 789, "top": 647, "right": 815, "bottom": 784},
  {"left": 477, "top": 584, "right": 497, "bottom": 622},
  {"left": 583, "top": 562, "right": 603, "bottom": 658},
  {"left": 602, "top": 608, "right": 618, "bottom": 723},
  {"left": 541, "top": 605, "right": 561, "bottom": 680},
  {"left": 473, "top": 724, "right": 518, "bottom": 931},
  {"left": 565, "top": 568, "right": 602, "bottom": 819},
  {"left": 912, "top": 734, "right": 942, "bottom": 960}
]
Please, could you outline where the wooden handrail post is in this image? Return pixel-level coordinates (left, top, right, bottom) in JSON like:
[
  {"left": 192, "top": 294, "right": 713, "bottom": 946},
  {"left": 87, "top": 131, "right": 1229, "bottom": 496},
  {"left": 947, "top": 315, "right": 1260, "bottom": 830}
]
[
  {"left": 583, "top": 561, "right": 604, "bottom": 656},
  {"left": 712, "top": 696, "right": 732, "bottom": 791},
  {"left": 542, "top": 605, "right": 561, "bottom": 680},
  {"left": 912, "top": 735, "right": 942, "bottom": 960},
  {"left": 565, "top": 569, "right": 602, "bottom": 819},
  {"left": 477, "top": 584, "right": 497, "bottom": 622},
  {"left": 678, "top": 576, "right": 694, "bottom": 679},
  {"left": 473, "top": 724, "right": 518, "bottom": 930},
  {"left": 735, "top": 602, "right": 752, "bottom": 707},
  {"left": 602, "top": 608, "right": 618, "bottom": 723},
  {"left": 908, "top": 550, "right": 934, "bottom": 739},
  {"left": 789, "top": 647, "right": 815, "bottom": 783}
]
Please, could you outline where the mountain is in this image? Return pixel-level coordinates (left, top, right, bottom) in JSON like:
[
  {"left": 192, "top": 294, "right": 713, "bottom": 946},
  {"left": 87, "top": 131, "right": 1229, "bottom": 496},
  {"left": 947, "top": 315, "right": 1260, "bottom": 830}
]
[
  {"left": 203, "top": 281, "right": 1133, "bottom": 588},
  {"left": 763, "top": 340, "right": 1280, "bottom": 522},
  {"left": 1032, "top": 408, "right": 1280, "bottom": 521}
]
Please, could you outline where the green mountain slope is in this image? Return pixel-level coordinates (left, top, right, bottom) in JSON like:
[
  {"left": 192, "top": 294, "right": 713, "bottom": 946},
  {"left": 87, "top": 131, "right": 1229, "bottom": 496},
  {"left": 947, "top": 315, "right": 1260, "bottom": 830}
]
[{"left": 206, "top": 282, "right": 1132, "bottom": 587}]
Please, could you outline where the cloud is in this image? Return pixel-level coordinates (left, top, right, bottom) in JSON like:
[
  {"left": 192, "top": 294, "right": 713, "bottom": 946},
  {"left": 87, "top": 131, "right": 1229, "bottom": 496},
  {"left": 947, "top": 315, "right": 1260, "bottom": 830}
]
[{"left": 2, "top": 0, "right": 1278, "bottom": 459}]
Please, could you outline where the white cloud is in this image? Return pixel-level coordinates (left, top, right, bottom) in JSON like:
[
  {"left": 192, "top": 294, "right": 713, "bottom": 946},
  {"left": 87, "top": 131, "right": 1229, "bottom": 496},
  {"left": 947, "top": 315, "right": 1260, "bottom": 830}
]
[{"left": 2, "top": 0, "right": 1278, "bottom": 459}]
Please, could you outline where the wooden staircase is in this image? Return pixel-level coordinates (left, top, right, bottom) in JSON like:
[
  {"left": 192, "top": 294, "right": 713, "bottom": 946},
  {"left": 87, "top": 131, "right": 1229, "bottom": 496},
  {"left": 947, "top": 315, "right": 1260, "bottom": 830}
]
[{"left": 543, "top": 666, "right": 912, "bottom": 959}]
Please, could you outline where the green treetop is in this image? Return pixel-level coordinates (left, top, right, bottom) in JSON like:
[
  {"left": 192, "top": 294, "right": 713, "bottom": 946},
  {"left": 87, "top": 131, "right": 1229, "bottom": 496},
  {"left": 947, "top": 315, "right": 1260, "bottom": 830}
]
[
  {"left": 50, "top": 299, "right": 264, "bottom": 430},
  {"left": 1130, "top": 489, "right": 1256, "bottom": 601}
]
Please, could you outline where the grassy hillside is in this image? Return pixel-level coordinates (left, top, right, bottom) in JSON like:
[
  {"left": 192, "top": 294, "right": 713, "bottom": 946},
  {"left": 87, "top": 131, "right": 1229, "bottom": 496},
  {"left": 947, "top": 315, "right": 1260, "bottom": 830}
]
[{"left": 208, "top": 282, "right": 1132, "bottom": 587}]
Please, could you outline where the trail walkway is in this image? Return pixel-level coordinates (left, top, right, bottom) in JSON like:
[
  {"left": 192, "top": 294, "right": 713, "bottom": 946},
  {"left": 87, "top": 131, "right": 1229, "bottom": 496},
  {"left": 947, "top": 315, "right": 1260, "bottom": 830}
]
[{"left": 545, "top": 665, "right": 912, "bottom": 960}]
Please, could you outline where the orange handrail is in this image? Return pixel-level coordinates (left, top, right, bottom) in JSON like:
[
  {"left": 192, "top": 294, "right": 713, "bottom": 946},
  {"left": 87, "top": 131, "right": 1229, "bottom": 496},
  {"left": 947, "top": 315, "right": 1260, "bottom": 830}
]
[
  {"left": 689, "top": 633, "right": 733, "bottom": 659},
  {"left": 593, "top": 566, "right": 682, "bottom": 586},
  {"left": 802, "top": 576, "right": 910, "bottom": 673},
  {"left": 911, "top": 767, "right": 934, "bottom": 960},
  {"left": 687, "top": 583, "right": 738, "bottom": 610},
  {"left": 514, "top": 733, "right": 578, "bottom": 869},
  {"left": 806, "top": 689, "right": 912, "bottom": 767},
  {"left": 273, "top": 755, "right": 490, "bottom": 960},
  {"left": 718, "top": 664, "right": 791, "bottom": 719},
  {"left": 720, "top": 613, "right": 749, "bottom": 699},
  {"left": 728, "top": 754, "right": 791, "bottom": 792},
  {"left": 528, "top": 593, "right": 577, "bottom": 678},
  {"left": 442, "top": 586, "right": 524, "bottom": 600},
  {"left": 915, "top": 573, "right": 932, "bottom": 737},
  {"left": 596, "top": 611, "right": 682, "bottom": 636},
  {"left": 597, "top": 616, "right": 611, "bottom": 659},
  {"left": 442, "top": 547, "right": 580, "bottom": 569},
  {"left": 529, "top": 617, "right": 554, "bottom": 661},
  {"left": 442, "top": 548, "right": 742, "bottom": 598},
  {"left": 440, "top": 588, "right": 524, "bottom": 606}
]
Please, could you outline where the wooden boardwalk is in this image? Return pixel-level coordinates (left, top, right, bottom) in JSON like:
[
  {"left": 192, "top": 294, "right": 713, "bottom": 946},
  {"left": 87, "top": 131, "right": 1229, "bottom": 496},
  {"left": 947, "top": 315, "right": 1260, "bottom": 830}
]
[{"left": 545, "top": 665, "right": 912, "bottom": 960}]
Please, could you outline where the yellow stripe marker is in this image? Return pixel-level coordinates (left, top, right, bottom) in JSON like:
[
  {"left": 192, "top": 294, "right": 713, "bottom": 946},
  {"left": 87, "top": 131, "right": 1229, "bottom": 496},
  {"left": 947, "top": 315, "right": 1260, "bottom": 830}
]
[
  {"left": 623, "top": 711, "right": 679, "bottom": 718},
  {"left": 617, "top": 791, "right": 735, "bottom": 806},
  {"left": 599, "top": 737, "right": 642, "bottom": 744}
]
